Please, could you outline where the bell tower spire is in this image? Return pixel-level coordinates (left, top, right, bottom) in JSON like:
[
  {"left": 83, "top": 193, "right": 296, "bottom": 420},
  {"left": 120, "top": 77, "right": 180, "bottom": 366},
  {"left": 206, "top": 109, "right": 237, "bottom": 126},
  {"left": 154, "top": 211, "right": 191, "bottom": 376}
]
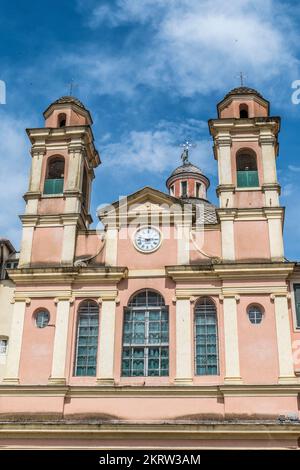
[
  {"left": 209, "top": 87, "right": 283, "bottom": 262},
  {"left": 19, "top": 96, "right": 100, "bottom": 268}
]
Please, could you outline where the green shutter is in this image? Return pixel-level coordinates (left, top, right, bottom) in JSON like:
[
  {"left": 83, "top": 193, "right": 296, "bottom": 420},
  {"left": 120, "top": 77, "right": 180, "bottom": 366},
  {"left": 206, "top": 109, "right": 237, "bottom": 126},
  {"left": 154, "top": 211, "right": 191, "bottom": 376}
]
[
  {"left": 237, "top": 171, "right": 259, "bottom": 188},
  {"left": 43, "top": 178, "right": 64, "bottom": 195},
  {"left": 294, "top": 284, "right": 300, "bottom": 328}
]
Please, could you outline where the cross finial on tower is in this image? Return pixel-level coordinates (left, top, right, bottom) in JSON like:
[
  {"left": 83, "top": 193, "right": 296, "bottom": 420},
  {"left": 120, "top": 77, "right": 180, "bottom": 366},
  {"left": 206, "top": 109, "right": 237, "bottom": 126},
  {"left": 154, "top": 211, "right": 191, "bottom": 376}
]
[
  {"left": 68, "top": 79, "right": 78, "bottom": 96},
  {"left": 180, "top": 140, "right": 196, "bottom": 165},
  {"left": 237, "top": 72, "right": 246, "bottom": 87}
]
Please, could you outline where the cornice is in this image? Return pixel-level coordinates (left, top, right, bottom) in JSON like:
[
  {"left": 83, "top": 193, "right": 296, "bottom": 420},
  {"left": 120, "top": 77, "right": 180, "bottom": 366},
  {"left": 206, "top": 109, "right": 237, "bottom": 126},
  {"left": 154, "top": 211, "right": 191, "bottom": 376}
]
[
  {"left": 166, "top": 262, "right": 295, "bottom": 281},
  {"left": 8, "top": 266, "right": 128, "bottom": 285},
  {"left": 0, "top": 383, "right": 299, "bottom": 398}
]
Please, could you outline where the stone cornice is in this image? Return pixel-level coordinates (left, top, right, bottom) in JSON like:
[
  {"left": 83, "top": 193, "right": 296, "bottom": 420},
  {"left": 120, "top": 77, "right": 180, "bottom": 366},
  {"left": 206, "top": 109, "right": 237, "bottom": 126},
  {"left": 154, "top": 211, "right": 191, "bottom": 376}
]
[
  {"left": 0, "top": 383, "right": 299, "bottom": 397},
  {"left": 8, "top": 266, "right": 128, "bottom": 285},
  {"left": 166, "top": 262, "right": 295, "bottom": 281}
]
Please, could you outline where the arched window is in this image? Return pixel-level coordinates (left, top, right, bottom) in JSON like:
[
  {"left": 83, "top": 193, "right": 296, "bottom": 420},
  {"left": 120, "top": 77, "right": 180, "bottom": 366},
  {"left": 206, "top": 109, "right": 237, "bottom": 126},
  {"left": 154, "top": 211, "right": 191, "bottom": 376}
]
[
  {"left": 239, "top": 104, "right": 249, "bottom": 118},
  {"left": 44, "top": 156, "right": 65, "bottom": 195},
  {"left": 74, "top": 300, "right": 99, "bottom": 376},
  {"left": 58, "top": 113, "right": 67, "bottom": 127},
  {"left": 194, "top": 297, "right": 219, "bottom": 375},
  {"left": 35, "top": 309, "right": 50, "bottom": 328},
  {"left": 247, "top": 305, "right": 263, "bottom": 324},
  {"left": 82, "top": 166, "right": 88, "bottom": 208},
  {"left": 122, "top": 289, "right": 169, "bottom": 377},
  {"left": 236, "top": 150, "right": 259, "bottom": 188}
]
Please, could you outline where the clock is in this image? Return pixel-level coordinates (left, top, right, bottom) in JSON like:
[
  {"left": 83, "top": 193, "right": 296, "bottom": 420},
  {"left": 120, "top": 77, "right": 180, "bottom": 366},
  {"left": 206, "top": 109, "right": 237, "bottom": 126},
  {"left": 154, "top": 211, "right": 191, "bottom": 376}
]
[{"left": 134, "top": 226, "right": 162, "bottom": 253}]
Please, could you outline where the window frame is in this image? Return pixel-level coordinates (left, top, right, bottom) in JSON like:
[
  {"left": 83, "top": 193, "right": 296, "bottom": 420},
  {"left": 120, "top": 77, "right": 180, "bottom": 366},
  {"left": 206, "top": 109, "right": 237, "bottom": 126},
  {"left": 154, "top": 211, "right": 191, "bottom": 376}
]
[
  {"left": 35, "top": 309, "right": 50, "bottom": 328},
  {"left": 121, "top": 290, "right": 169, "bottom": 377},
  {"left": 247, "top": 304, "right": 264, "bottom": 325},
  {"left": 194, "top": 297, "right": 219, "bottom": 376},
  {"left": 292, "top": 283, "right": 300, "bottom": 329},
  {"left": 73, "top": 300, "right": 99, "bottom": 377},
  {"left": 181, "top": 180, "right": 188, "bottom": 197}
]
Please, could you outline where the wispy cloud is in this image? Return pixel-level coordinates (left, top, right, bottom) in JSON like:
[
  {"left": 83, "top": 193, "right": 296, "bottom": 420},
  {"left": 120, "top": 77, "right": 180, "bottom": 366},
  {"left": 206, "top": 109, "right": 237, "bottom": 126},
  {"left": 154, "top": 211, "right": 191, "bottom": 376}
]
[
  {"left": 99, "top": 119, "right": 213, "bottom": 175},
  {"left": 0, "top": 111, "right": 29, "bottom": 247},
  {"left": 74, "top": 0, "right": 299, "bottom": 98}
]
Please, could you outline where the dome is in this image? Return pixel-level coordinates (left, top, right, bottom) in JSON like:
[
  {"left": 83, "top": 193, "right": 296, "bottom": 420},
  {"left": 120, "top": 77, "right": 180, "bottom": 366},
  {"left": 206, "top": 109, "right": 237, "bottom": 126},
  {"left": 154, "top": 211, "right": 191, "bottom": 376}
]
[
  {"left": 168, "top": 162, "right": 205, "bottom": 178},
  {"left": 51, "top": 96, "right": 86, "bottom": 109},
  {"left": 223, "top": 87, "right": 264, "bottom": 101}
]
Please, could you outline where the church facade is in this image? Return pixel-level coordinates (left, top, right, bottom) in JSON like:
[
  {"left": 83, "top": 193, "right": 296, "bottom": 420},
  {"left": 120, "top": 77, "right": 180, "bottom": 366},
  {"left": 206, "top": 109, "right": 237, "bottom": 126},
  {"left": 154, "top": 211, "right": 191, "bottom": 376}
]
[{"left": 0, "top": 88, "right": 300, "bottom": 449}]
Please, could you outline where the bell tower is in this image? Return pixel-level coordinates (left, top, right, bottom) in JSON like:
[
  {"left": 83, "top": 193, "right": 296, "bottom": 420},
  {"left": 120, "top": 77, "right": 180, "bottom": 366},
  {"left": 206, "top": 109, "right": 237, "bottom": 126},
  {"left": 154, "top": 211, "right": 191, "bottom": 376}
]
[
  {"left": 209, "top": 87, "right": 284, "bottom": 262},
  {"left": 19, "top": 96, "right": 100, "bottom": 267}
]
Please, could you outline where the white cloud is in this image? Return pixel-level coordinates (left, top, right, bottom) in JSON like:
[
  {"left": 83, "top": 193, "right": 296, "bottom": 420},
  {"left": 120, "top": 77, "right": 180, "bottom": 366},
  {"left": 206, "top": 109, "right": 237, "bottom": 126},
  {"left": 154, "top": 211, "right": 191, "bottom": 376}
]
[
  {"left": 74, "top": 0, "right": 299, "bottom": 98},
  {"left": 288, "top": 164, "right": 300, "bottom": 172},
  {"left": 99, "top": 119, "right": 213, "bottom": 175},
  {"left": 0, "top": 112, "right": 30, "bottom": 247}
]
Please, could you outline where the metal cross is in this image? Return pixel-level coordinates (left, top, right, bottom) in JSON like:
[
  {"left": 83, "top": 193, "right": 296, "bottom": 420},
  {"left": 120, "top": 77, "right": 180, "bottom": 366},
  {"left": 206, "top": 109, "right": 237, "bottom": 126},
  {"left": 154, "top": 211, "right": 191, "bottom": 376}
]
[
  {"left": 68, "top": 79, "right": 78, "bottom": 96},
  {"left": 237, "top": 72, "right": 246, "bottom": 87},
  {"left": 180, "top": 140, "right": 196, "bottom": 164}
]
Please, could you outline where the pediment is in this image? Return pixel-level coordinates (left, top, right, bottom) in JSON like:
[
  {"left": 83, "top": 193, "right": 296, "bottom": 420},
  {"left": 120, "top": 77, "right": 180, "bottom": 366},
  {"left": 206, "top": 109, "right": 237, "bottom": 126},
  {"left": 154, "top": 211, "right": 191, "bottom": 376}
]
[{"left": 98, "top": 186, "right": 195, "bottom": 227}]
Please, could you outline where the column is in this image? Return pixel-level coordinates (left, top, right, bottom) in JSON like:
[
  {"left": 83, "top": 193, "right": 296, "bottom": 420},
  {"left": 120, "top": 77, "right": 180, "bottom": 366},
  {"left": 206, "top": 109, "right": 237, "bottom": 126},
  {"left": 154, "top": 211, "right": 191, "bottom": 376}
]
[
  {"left": 105, "top": 227, "right": 118, "bottom": 266},
  {"left": 61, "top": 219, "right": 77, "bottom": 265},
  {"left": 29, "top": 148, "right": 45, "bottom": 192},
  {"left": 265, "top": 209, "right": 284, "bottom": 261},
  {"left": 216, "top": 135, "right": 232, "bottom": 185},
  {"left": 272, "top": 293, "right": 296, "bottom": 383},
  {"left": 176, "top": 223, "right": 191, "bottom": 265},
  {"left": 259, "top": 133, "right": 277, "bottom": 184},
  {"left": 222, "top": 295, "right": 242, "bottom": 383},
  {"left": 3, "top": 299, "right": 27, "bottom": 383},
  {"left": 97, "top": 296, "right": 117, "bottom": 385},
  {"left": 66, "top": 145, "right": 83, "bottom": 191},
  {"left": 48, "top": 299, "right": 71, "bottom": 385},
  {"left": 18, "top": 218, "right": 36, "bottom": 267},
  {"left": 174, "top": 298, "right": 193, "bottom": 384},
  {"left": 219, "top": 212, "right": 236, "bottom": 261}
]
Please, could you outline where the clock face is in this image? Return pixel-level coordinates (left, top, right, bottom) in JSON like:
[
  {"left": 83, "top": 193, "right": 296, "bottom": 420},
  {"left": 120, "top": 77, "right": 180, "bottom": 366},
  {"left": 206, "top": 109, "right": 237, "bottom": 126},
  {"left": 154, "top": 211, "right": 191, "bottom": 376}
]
[{"left": 134, "top": 226, "right": 161, "bottom": 253}]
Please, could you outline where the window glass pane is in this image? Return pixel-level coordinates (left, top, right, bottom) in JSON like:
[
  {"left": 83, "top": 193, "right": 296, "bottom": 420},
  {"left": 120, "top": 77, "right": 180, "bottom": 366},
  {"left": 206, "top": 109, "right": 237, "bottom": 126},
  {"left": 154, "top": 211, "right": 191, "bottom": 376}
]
[
  {"left": 74, "top": 301, "right": 99, "bottom": 377},
  {"left": 194, "top": 298, "right": 219, "bottom": 376},
  {"left": 248, "top": 306, "right": 263, "bottom": 324},
  {"left": 35, "top": 310, "right": 50, "bottom": 328},
  {"left": 122, "top": 290, "right": 169, "bottom": 377},
  {"left": 0, "top": 339, "right": 7, "bottom": 354},
  {"left": 294, "top": 285, "right": 300, "bottom": 328}
]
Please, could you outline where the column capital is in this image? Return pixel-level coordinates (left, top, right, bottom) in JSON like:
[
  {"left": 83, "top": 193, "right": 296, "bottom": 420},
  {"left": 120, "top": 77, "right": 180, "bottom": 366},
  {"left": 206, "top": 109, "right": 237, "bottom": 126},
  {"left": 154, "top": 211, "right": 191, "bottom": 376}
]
[
  {"left": 54, "top": 297, "right": 74, "bottom": 305},
  {"left": 219, "top": 294, "right": 240, "bottom": 302},
  {"left": 270, "top": 292, "right": 290, "bottom": 301},
  {"left": 259, "top": 134, "right": 276, "bottom": 146},
  {"left": 215, "top": 136, "right": 232, "bottom": 148}
]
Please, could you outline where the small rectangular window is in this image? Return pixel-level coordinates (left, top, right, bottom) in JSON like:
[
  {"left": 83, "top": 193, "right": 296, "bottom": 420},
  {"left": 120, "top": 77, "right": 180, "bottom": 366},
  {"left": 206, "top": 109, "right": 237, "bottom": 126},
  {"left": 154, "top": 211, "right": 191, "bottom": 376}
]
[
  {"left": 181, "top": 181, "right": 187, "bottom": 197},
  {"left": 0, "top": 339, "right": 8, "bottom": 355},
  {"left": 196, "top": 182, "right": 201, "bottom": 198},
  {"left": 294, "top": 284, "right": 300, "bottom": 328}
]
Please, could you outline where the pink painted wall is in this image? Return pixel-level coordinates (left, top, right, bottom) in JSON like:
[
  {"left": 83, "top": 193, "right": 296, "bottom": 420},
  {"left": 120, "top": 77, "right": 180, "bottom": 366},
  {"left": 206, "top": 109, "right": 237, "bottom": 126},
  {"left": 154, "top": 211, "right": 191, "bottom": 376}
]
[
  {"left": 75, "top": 231, "right": 105, "bottom": 264},
  {"left": 234, "top": 220, "right": 271, "bottom": 261},
  {"left": 45, "top": 107, "right": 88, "bottom": 127},
  {"left": 31, "top": 226, "right": 64, "bottom": 265},
  {"left": 19, "top": 298, "right": 56, "bottom": 384},
  {"left": 237, "top": 295, "right": 279, "bottom": 384},
  {"left": 219, "top": 98, "right": 268, "bottom": 119},
  {"left": 190, "top": 229, "right": 221, "bottom": 263}
]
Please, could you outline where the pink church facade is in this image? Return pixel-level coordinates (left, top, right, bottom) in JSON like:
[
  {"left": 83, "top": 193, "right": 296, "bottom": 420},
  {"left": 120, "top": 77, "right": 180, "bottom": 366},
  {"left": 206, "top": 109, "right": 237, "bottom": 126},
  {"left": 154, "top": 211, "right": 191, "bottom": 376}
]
[{"left": 0, "top": 89, "right": 300, "bottom": 449}]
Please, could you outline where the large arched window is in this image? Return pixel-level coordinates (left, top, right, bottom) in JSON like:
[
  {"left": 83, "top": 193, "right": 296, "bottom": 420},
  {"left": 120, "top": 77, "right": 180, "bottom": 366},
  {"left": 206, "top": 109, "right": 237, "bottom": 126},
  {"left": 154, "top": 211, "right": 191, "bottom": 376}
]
[
  {"left": 74, "top": 300, "right": 99, "bottom": 376},
  {"left": 44, "top": 156, "right": 65, "bottom": 195},
  {"left": 236, "top": 150, "right": 259, "bottom": 188},
  {"left": 122, "top": 289, "right": 169, "bottom": 377},
  {"left": 194, "top": 297, "right": 219, "bottom": 375}
]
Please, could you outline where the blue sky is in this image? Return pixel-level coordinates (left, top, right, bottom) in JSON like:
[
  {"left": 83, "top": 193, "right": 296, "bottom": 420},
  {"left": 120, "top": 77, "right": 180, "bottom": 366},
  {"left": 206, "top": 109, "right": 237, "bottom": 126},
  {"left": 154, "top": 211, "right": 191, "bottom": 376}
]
[{"left": 0, "top": 0, "right": 300, "bottom": 259}]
